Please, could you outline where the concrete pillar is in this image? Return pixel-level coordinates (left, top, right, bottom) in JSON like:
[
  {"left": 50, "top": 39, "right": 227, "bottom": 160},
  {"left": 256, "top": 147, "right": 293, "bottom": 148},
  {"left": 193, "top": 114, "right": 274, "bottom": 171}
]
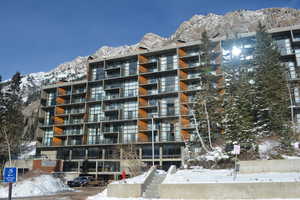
[
  {"left": 139, "top": 147, "right": 142, "bottom": 159},
  {"left": 159, "top": 146, "right": 163, "bottom": 166},
  {"left": 95, "top": 161, "right": 98, "bottom": 179},
  {"left": 180, "top": 146, "right": 185, "bottom": 167}
]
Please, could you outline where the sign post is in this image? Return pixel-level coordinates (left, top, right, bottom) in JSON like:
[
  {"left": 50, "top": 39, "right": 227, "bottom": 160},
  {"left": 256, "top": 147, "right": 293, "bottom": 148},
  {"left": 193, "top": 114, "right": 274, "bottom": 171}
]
[
  {"left": 3, "top": 167, "right": 17, "bottom": 200},
  {"left": 233, "top": 145, "right": 240, "bottom": 181}
]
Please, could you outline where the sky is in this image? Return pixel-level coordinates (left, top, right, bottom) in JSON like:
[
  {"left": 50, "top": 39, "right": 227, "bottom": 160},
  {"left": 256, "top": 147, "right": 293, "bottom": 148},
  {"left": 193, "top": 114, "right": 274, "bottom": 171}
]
[{"left": 0, "top": 0, "right": 299, "bottom": 80}]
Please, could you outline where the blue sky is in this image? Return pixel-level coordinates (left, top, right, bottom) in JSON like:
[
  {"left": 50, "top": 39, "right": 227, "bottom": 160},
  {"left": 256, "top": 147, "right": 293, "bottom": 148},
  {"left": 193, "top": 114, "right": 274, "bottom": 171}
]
[{"left": 0, "top": 0, "right": 299, "bottom": 80}]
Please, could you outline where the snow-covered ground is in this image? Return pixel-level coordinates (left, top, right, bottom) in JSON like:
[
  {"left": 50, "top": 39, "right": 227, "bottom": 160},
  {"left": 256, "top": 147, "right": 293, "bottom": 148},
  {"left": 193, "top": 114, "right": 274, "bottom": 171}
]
[
  {"left": 111, "top": 170, "right": 166, "bottom": 185},
  {"left": 163, "top": 168, "right": 300, "bottom": 184},
  {"left": 0, "top": 174, "right": 73, "bottom": 198}
]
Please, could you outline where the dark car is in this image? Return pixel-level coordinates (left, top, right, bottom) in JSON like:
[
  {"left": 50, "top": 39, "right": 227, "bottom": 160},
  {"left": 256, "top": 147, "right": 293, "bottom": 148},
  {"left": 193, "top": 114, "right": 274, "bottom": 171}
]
[{"left": 67, "top": 176, "right": 92, "bottom": 187}]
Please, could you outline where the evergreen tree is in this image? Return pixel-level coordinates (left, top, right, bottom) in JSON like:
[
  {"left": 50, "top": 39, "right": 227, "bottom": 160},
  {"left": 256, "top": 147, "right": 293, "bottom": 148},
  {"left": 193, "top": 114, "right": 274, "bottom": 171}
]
[
  {"left": 195, "top": 30, "right": 223, "bottom": 149},
  {"left": 0, "top": 72, "right": 24, "bottom": 161},
  {"left": 253, "top": 22, "right": 290, "bottom": 140}
]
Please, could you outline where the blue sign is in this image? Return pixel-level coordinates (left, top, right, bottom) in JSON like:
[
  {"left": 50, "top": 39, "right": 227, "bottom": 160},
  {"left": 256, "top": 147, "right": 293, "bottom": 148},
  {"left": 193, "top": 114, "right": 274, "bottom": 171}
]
[{"left": 3, "top": 167, "right": 17, "bottom": 183}]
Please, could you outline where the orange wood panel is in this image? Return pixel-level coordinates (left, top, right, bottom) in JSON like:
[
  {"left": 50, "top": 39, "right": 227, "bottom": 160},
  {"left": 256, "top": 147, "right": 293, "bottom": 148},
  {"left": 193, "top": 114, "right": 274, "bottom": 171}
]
[
  {"left": 218, "top": 89, "right": 225, "bottom": 95},
  {"left": 52, "top": 137, "right": 62, "bottom": 146},
  {"left": 216, "top": 77, "right": 224, "bottom": 89},
  {"left": 56, "top": 97, "right": 65, "bottom": 104},
  {"left": 181, "top": 130, "right": 190, "bottom": 141},
  {"left": 178, "top": 48, "right": 187, "bottom": 57},
  {"left": 138, "top": 108, "right": 148, "bottom": 118},
  {"left": 138, "top": 97, "right": 148, "bottom": 107},
  {"left": 139, "top": 75, "right": 148, "bottom": 84},
  {"left": 139, "top": 87, "right": 148, "bottom": 96},
  {"left": 138, "top": 120, "right": 148, "bottom": 130},
  {"left": 138, "top": 55, "right": 148, "bottom": 64},
  {"left": 179, "top": 59, "right": 188, "bottom": 68},
  {"left": 54, "top": 126, "right": 64, "bottom": 135},
  {"left": 181, "top": 117, "right": 190, "bottom": 128},
  {"left": 180, "top": 93, "right": 188, "bottom": 103},
  {"left": 58, "top": 88, "right": 66, "bottom": 96},
  {"left": 54, "top": 116, "right": 64, "bottom": 124},
  {"left": 138, "top": 132, "right": 149, "bottom": 142},
  {"left": 216, "top": 66, "right": 222, "bottom": 75},
  {"left": 55, "top": 107, "right": 65, "bottom": 115},
  {"left": 179, "top": 70, "right": 188, "bottom": 79},
  {"left": 179, "top": 81, "right": 188, "bottom": 91},
  {"left": 180, "top": 105, "right": 189, "bottom": 115},
  {"left": 139, "top": 65, "right": 148, "bottom": 73},
  {"left": 32, "top": 160, "right": 62, "bottom": 173}
]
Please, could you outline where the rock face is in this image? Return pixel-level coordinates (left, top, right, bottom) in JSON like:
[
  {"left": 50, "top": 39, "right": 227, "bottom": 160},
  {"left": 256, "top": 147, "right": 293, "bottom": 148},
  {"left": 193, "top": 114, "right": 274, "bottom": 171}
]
[{"left": 18, "top": 8, "right": 300, "bottom": 104}]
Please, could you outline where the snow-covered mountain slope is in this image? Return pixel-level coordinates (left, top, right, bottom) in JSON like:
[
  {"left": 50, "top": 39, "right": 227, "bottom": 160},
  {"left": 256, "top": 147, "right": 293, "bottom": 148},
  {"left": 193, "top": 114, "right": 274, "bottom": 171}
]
[{"left": 16, "top": 8, "right": 300, "bottom": 103}]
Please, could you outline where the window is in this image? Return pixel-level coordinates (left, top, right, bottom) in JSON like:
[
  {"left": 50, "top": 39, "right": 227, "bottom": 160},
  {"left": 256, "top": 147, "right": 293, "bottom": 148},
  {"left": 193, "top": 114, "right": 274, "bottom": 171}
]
[
  {"left": 275, "top": 38, "right": 292, "bottom": 56},
  {"left": 123, "top": 80, "right": 138, "bottom": 97},
  {"left": 122, "top": 123, "right": 137, "bottom": 143},
  {"left": 46, "top": 92, "right": 56, "bottom": 106},
  {"left": 91, "top": 66, "right": 104, "bottom": 80},
  {"left": 123, "top": 101, "right": 137, "bottom": 119},
  {"left": 43, "top": 129, "right": 53, "bottom": 146},
  {"left": 88, "top": 126, "right": 102, "bottom": 144},
  {"left": 159, "top": 54, "right": 178, "bottom": 71},
  {"left": 89, "top": 104, "right": 103, "bottom": 122},
  {"left": 44, "top": 110, "right": 54, "bottom": 125},
  {"left": 90, "top": 84, "right": 104, "bottom": 101},
  {"left": 294, "top": 88, "right": 300, "bottom": 104},
  {"left": 160, "top": 76, "right": 178, "bottom": 92},
  {"left": 296, "top": 49, "right": 300, "bottom": 67}
]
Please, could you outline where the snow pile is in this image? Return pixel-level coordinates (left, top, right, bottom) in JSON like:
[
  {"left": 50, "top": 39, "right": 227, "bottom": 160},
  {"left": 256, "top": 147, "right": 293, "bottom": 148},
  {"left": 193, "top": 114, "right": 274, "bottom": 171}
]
[
  {"left": 197, "top": 147, "right": 229, "bottom": 162},
  {"left": 111, "top": 170, "right": 166, "bottom": 184},
  {"left": 163, "top": 168, "right": 300, "bottom": 184},
  {"left": 258, "top": 139, "right": 280, "bottom": 159},
  {"left": 0, "top": 174, "right": 73, "bottom": 198}
]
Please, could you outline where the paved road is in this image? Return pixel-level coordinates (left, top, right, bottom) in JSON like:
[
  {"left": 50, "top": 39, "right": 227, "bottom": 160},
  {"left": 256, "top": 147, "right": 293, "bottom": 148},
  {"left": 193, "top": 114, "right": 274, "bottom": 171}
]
[{"left": 2, "top": 187, "right": 104, "bottom": 200}]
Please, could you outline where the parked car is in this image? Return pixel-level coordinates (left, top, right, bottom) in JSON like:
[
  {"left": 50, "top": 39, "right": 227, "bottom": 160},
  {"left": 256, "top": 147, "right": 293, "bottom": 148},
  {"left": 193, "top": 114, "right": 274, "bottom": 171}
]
[{"left": 67, "top": 176, "right": 92, "bottom": 187}]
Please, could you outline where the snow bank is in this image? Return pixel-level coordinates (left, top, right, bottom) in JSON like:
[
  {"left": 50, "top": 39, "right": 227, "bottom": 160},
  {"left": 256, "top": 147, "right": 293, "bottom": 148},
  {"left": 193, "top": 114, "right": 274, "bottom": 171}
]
[
  {"left": 197, "top": 147, "right": 229, "bottom": 161},
  {"left": 0, "top": 174, "right": 73, "bottom": 198},
  {"left": 258, "top": 140, "right": 280, "bottom": 159},
  {"left": 163, "top": 168, "right": 300, "bottom": 184},
  {"left": 111, "top": 169, "right": 166, "bottom": 185}
]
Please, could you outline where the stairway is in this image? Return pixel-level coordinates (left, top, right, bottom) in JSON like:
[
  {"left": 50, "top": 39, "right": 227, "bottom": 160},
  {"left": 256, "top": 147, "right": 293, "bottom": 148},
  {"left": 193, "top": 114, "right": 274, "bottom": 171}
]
[{"left": 143, "top": 172, "right": 166, "bottom": 198}]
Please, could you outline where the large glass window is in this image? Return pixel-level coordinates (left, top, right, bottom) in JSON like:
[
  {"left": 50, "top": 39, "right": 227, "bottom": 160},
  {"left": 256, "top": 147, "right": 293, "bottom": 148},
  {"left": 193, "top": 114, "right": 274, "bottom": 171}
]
[
  {"left": 90, "top": 84, "right": 104, "bottom": 101},
  {"left": 160, "top": 76, "right": 178, "bottom": 92},
  {"left": 122, "top": 123, "right": 137, "bottom": 143},
  {"left": 123, "top": 101, "right": 138, "bottom": 119},
  {"left": 89, "top": 104, "right": 103, "bottom": 122},
  {"left": 43, "top": 128, "right": 53, "bottom": 146},
  {"left": 88, "top": 126, "right": 102, "bottom": 144},
  {"left": 296, "top": 49, "right": 300, "bottom": 67},
  {"left": 294, "top": 88, "right": 300, "bottom": 104},
  {"left": 91, "top": 66, "right": 105, "bottom": 80},
  {"left": 46, "top": 92, "right": 56, "bottom": 106},
  {"left": 123, "top": 80, "right": 138, "bottom": 97},
  {"left": 159, "top": 54, "right": 178, "bottom": 71}
]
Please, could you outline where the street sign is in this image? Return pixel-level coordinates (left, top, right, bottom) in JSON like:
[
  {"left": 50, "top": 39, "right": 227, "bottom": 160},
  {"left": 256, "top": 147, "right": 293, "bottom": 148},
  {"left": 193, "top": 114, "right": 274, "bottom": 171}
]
[
  {"left": 3, "top": 167, "right": 17, "bottom": 183},
  {"left": 233, "top": 145, "right": 240, "bottom": 155}
]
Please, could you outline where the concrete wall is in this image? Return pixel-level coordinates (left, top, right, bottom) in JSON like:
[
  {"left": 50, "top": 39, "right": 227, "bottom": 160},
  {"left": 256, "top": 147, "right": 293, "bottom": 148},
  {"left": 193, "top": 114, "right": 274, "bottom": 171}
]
[
  {"left": 160, "top": 182, "right": 300, "bottom": 199},
  {"left": 107, "top": 184, "right": 142, "bottom": 198},
  {"left": 4, "top": 160, "right": 33, "bottom": 169},
  {"left": 107, "top": 166, "right": 156, "bottom": 198},
  {"left": 239, "top": 159, "right": 300, "bottom": 173}
]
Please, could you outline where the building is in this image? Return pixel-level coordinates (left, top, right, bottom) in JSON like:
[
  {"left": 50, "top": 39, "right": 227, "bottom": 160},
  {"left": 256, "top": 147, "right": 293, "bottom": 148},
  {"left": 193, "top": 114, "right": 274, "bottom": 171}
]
[{"left": 37, "top": 25, "right": 300, "bottom": 180}]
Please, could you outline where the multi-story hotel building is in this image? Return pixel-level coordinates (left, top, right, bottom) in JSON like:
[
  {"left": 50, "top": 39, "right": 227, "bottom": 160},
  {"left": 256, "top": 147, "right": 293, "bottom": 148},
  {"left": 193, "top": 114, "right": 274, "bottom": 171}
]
[{"left": 37, "top": 25, "right": 300, "bottom": 180}]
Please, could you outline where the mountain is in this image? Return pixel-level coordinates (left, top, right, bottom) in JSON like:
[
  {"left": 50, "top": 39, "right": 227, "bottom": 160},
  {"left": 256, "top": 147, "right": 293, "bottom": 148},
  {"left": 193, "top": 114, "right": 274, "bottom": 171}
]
[{"left": 18, "top": 8, "right": 300, "bottom": 103}]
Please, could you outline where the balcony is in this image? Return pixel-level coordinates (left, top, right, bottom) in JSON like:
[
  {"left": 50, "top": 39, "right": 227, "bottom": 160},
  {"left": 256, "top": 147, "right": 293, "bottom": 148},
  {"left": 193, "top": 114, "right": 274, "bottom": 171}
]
[
  {"left": 71, "top": 98, "right": 85, "bottom": 104},
  {"left": 73, "top": 88, "right": 86, "bottom": 94}
]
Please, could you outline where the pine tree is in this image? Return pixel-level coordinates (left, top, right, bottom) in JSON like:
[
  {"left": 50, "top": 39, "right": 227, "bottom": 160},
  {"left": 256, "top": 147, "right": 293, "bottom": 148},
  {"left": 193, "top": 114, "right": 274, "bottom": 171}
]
[
  {"left": 195, "top": 30, "right": 223, "bottom": 149},
  {"left": 253, "top": 22, "right": 291, "bottom": 140},
  {"left": 0, "top": 72, "right": 24, "bottom": 162}
]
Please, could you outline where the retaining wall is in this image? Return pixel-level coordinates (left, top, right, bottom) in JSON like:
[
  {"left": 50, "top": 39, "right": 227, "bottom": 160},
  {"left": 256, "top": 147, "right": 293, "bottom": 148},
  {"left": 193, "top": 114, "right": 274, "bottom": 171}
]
[
  {"left": 107, "top": 166, "right": 156, "bottom": 198},
  {"left": 160, "top": 182, "right": 300, "bottom": 199},
  {"left": 239, "top": 159, "right": 300, "bottom": 173}
]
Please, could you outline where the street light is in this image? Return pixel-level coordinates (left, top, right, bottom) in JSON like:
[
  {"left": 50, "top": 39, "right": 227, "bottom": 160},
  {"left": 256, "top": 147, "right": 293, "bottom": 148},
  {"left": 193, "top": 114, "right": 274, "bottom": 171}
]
[{"left": 151, "top": 113, "right": 159, "bottom": 167}]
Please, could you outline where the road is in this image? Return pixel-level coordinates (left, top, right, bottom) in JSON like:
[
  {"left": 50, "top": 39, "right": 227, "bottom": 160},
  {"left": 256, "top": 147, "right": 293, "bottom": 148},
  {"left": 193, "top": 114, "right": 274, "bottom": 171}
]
[{"left": 3, "top": 187, "right": 104, "bottom": 200}]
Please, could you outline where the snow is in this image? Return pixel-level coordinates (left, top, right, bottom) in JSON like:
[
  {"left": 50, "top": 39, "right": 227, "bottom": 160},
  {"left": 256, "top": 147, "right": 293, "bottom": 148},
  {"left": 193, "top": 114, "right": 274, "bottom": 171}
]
[
  {"left": 197, "top": 147, "right": 229, "bottom": 161},
  {"left": 258, "top": 139, "right": 280, "bottom": 159},
  {"left": 18, "top": 141, "right": 36, "bottom": 159},
  {"left": 111, "top": 170, "right": 166, "bottom": 184},
  {"left": 0, "top": 174, "right": 73, "bottom": 198},
  {"left": 163, "top": 168, "right": 300, "bottom": 184}
]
